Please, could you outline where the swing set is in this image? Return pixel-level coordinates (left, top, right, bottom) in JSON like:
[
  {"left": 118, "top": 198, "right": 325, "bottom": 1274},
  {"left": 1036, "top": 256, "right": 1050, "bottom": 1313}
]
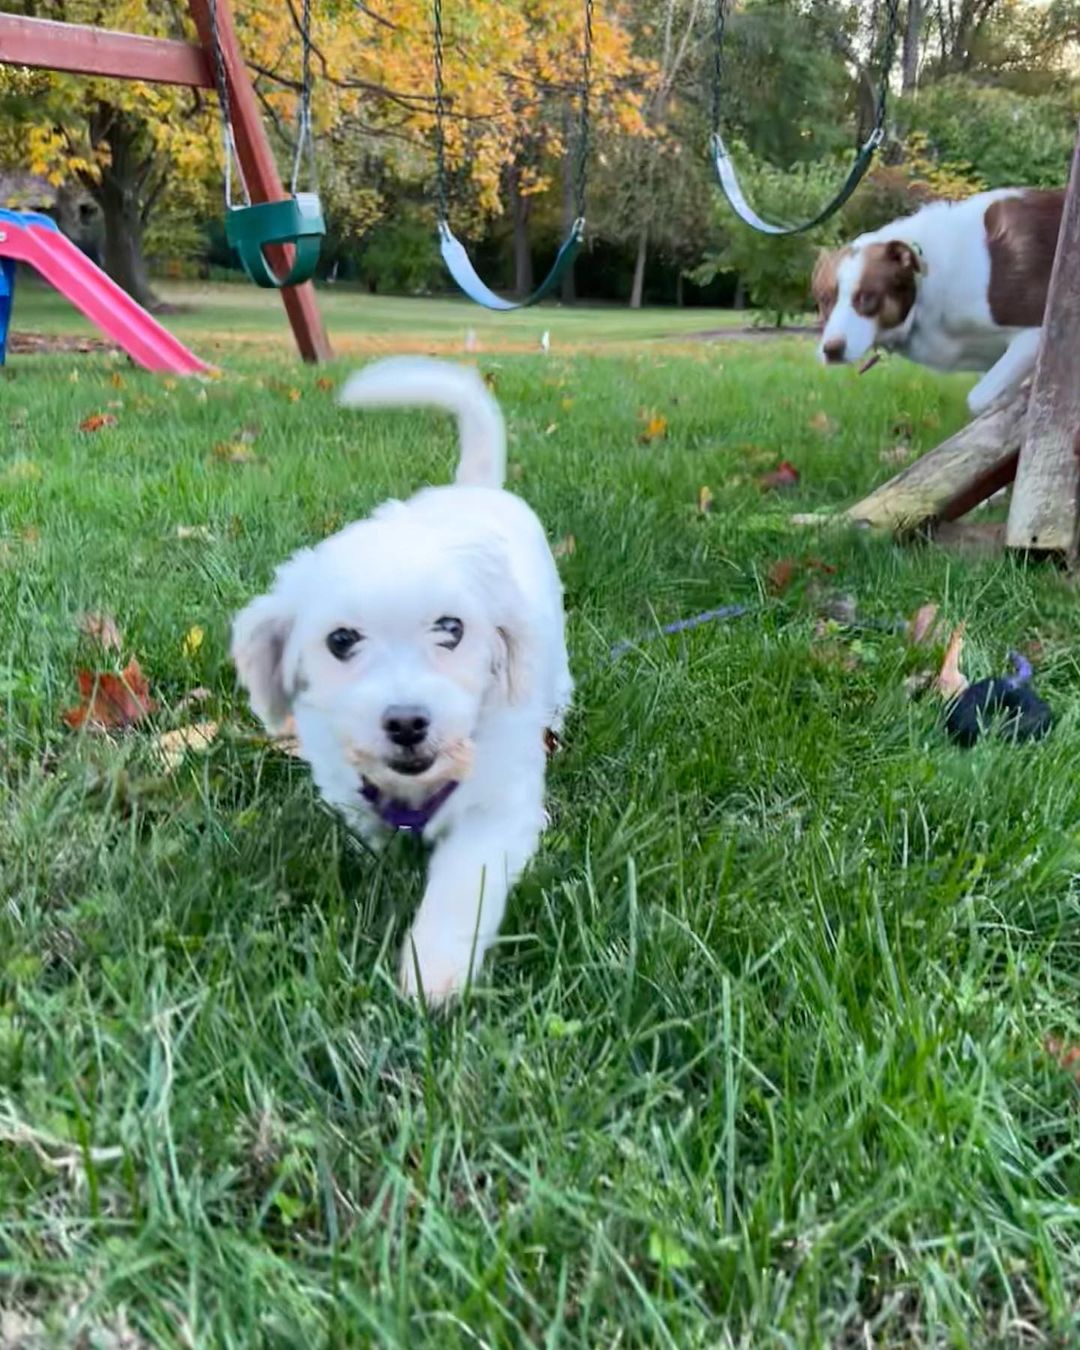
[{"left": 0, "top": 0, "right": 331, "bottom": 362}]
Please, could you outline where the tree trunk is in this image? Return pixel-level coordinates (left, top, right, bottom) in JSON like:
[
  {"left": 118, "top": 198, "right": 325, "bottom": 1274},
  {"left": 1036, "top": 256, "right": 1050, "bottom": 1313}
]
[
  {"left": 902, "top": 0, "right": 924, "bottom": 91},
  {"left": 675, "top": 271, "right": 684, "bottom": 307},
  {"left": 630, "top": 227, "right": 648, "bottom": 309},
  {"left": 734, "top": 277, "right": 748, "bottom": 310},
  {"left": 91, "top": 113, "right": 161, "bottom": 311},
  {"left": 510, "top": 166, "right": 534, "bottom": 299}
]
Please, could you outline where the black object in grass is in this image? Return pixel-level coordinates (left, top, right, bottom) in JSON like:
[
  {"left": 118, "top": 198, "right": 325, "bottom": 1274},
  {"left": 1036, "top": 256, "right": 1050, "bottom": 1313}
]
[{"left": 944, "top": 652, "right": 1053, "bottom": 748}]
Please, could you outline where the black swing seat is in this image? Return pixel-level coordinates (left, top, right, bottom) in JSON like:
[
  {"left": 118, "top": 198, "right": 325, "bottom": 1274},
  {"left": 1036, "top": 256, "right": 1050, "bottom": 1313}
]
[
  {"left": 711, "top": 129, "right": 884, "bottom": 237},
  {"left": 438, "top": 217, "right": 585, "bottom": 311}
]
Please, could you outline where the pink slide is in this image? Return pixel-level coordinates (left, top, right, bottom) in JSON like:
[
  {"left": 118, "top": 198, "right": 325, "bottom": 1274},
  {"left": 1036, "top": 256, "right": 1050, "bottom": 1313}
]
[{"left": 0, "top": 210, "right": 211, "bottom": 376}]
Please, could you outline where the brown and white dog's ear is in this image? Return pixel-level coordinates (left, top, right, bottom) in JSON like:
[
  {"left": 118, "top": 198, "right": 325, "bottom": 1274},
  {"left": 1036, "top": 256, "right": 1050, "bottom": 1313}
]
[
  {"left": 811, "top": 247, "right": 841, "bottom": 315},
  {"left": 885, "top": 239, "right": 928, "bottom": 276},
  {"left": 231, "top": 552, "right": 312, "bottom": 733}
]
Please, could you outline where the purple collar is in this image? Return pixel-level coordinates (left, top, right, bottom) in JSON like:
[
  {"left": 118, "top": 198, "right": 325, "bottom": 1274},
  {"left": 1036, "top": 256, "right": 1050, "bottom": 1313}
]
[{"left": 360, "top": 778, "right": 458, "bottom": 833}]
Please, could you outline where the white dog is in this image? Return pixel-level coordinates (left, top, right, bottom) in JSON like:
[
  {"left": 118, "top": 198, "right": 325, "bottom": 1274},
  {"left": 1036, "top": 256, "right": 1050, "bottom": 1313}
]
[{"left": 232, "top": 358, "right": 572, "bottom": 1004}]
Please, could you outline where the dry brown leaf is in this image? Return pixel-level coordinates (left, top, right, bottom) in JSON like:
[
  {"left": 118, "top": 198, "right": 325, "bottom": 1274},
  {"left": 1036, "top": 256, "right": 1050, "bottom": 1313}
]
[
  {"left": 316, "top": 376, "right": 334, "bottom": 392},
  {"left": 1045, "top": 1036, "right": 1080, "bottom": 1081},
  {"left": 154, "top": 721, "right": 219, "bottom": 772},
  {"left": 62, "top": 658, "right": 156, "bottom": 732},
  {"left": 79, "top": 612, "right": 123, "bottom": 651},
  {"left": 907, "top": 603, "right": 942, "bottom": 646},
  {"left": 552, "top": 534, "right": 576, "bottom": 560},
  {"left": 766, "top": 558, "right": 798, "bottom": 594},
  {"left": 78, "top": 413, "right": 117, "bottom": 433},
  {"left": 109, "top": 371, "right": 124, "bottom": 389}
]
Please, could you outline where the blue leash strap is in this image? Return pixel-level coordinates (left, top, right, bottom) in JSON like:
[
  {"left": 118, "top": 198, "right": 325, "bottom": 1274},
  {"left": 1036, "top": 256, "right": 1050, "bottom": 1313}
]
[{"left": 610, "top": 604, "right": 752, "bottom": 660}]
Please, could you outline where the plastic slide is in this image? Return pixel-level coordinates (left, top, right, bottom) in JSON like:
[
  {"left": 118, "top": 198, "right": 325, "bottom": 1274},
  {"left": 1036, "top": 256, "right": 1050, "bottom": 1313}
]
[{"left": 0, "top": 209, "right": 211, "bottom": 375}]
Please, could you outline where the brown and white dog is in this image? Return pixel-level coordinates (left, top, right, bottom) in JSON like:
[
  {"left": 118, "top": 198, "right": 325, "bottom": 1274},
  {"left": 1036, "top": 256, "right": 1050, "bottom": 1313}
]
[{"left": 812, "top": 188, "right": 1063, "bottom": 415}]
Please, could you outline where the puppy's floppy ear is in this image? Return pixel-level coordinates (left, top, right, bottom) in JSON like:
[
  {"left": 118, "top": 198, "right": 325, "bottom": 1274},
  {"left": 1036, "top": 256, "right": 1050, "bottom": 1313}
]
[
  {"left": 231, "top": 551, "right": 312, "bottom": 733},
  {"left": 885, "top": 239, "right": 928, "bottom": 276},
  {"left": 461, "top": 539, "right": 542, "bottom": 707}
]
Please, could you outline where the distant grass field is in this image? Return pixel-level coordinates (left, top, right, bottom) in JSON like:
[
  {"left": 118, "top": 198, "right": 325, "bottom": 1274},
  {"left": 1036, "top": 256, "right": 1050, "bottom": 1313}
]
[
  {"left": 2, "top": 284, "right": 1080, "bottom": 1346},
  {"left": 10, "top": 276, "right": 751, "bottom": 358}
]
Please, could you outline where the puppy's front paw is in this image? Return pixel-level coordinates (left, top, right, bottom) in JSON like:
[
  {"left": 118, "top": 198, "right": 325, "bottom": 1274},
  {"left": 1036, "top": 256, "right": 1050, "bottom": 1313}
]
[{"left": 398, "top": 931, "right": 477, "bottom": 1007}]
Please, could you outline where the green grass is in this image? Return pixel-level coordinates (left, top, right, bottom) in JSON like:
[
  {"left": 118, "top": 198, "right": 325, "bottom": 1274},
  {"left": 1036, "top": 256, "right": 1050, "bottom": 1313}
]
[
  {"left": 11, "top": 276, "right": 750, "bottom": 358},
  {"left": 3, "top": 291, "right": 1080, "bottom": 1347}
]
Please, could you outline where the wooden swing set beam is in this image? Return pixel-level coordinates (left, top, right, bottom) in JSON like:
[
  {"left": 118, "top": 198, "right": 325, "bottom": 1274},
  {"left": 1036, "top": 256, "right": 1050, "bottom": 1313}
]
[{"left": 0, "top": 2, "right": 331, "bottom": 365}]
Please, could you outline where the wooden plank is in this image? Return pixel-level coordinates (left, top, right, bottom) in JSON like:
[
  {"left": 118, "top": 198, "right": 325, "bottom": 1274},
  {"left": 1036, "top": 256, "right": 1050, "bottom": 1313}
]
[
  {"left": 1006, "top": 129, "right": 1080, "bottom": 556},
  {"left": 0, "top": 14, "right": 212, "bottom": 88},
  {"left": 845, "top": 391, "right": 1027, "bottom": 532},
  {"left": 186, "top": 0, "right": 331, "bottom": 364}
]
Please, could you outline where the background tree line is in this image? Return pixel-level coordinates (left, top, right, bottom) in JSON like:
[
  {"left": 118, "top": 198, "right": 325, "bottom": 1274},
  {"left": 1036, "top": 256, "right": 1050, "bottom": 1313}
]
[{"left": 0, "top": 0, "right": 1076, "bottom": 314}]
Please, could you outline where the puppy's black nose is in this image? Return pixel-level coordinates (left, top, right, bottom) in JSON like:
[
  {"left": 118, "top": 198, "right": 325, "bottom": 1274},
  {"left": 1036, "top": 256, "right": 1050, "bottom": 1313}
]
[
  {"left": 383, "top": 705, "right": 431, "bottom": 748},
  {"left": 822, "top": 337, "right": 847, "bottom": 364}
]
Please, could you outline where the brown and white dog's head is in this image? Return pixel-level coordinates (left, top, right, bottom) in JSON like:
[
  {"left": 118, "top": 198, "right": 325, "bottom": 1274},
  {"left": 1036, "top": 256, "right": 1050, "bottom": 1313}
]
[{"left": 812, "top": 239, "right": 928, "bottom": 367}]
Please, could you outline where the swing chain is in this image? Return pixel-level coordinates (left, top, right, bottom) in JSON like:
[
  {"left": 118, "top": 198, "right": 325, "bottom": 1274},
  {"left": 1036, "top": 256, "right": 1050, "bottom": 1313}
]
[
  {"left": 289, "top": 0, "right": 318, "bottom": 197},
  {"left": 574, "top": 0, "right": 593, "bottom": 226},
  {"left": 208, "top": 0, "right": 250, "bottom": 208},
  {"left": 433, "top": 0, "right": 448, "bottom": 224},
  {"left": 711, "top": 0, "right": 902, "bottom": 155},
  {"left": 433, "top": 0, "right": 591, "bottom": 230}
]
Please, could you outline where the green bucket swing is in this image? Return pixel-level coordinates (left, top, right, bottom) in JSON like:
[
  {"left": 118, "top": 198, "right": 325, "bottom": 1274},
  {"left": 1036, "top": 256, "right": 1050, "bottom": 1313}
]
[{"left": 210, "top": 0, "right": 325, "bottom": 288}]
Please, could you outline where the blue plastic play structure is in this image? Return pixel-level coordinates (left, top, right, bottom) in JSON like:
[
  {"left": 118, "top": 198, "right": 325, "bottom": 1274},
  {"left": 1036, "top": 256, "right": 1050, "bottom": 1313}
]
[{"left": 0, "top": 253, "right": 14, "bottom": 365}]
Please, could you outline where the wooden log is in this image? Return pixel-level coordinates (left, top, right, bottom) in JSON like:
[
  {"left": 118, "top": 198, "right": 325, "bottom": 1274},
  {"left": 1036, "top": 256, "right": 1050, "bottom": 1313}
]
[
  {"left": 845, "top": 389, "right": 1027, "bottom": 532},
  {"left": 1006, "top": 129, "right": 1080, "bottom": 558}
]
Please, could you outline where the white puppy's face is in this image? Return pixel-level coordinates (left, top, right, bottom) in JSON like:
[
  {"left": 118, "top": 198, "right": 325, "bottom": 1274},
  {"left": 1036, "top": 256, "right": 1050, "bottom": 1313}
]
[{"left": 233, "top": 515, "right": 529, "bottom": 799}]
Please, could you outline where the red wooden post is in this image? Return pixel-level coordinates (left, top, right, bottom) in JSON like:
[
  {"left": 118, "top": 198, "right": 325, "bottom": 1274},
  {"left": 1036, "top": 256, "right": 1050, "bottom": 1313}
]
[{"left": 186, "top": 0, "right": 332, "bottom": 364}]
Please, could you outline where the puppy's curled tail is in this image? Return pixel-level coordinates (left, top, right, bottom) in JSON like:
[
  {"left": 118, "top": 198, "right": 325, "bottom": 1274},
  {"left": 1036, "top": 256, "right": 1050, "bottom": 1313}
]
[{"left": 338, "top": 356, "right": 505, "bottom": 489}]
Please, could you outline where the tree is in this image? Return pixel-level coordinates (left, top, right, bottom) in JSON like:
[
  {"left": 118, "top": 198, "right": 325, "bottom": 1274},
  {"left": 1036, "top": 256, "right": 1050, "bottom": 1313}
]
[{"left": 1, "top": 1, "right": 220, "bottom": 309}]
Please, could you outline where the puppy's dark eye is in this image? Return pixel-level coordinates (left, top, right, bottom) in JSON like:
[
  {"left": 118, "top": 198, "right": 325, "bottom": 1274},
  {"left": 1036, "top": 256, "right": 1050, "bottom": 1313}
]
[
  {"left": 854, "top": 290, "right": 879, "bottom": 317},
  {"left": 326, "top": 627, "right": 363, "bottom": 660},
  {"left": 434, "top": 616, "right": 464, "bottom": 650}
]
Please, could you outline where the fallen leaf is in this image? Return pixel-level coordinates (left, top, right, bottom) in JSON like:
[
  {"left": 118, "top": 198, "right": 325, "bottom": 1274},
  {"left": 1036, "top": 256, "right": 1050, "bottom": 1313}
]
[
  {"left": 79, "top": 413, "right": 118, "bottom": 433},
  {"left": 213, "top": 441, "right": 258, "bottom": 464},
  {"left": 903, "top": 670, "right": 935, "bottom": 699},
  {"left": 766, "top": 558, "right": 798, "bottom": 593},
  {"left": 544, "top": 423, "right": 558, "bottom": 436},
  {"left": 153, "top": 721, "right": 219, "bottom": 772},
  {"left": 177, "top": 686, "right": 212, "bottom": 711},
  {"left": 638, "top": 412, "right": 668, "bottom": 444},
  {"left": 552, "top": 534, "right": 576, "bottom": 560},
  {"left": 935, "top": 624, "right": 969, "bottom": 699},
  {"left": 78, "top": 612, "right": 123, "bottom": 651},
  {"left": 316, "top": 376, "right": 334, "bottom": 392},
  {"left": 109, "top": 371, "right": 124, "bottom": 389},
  {"left": 175, "top": 525, "right": 214, "bottom": 542},
  {"left": 63, "top": 658, "right": 156, "bottom": 732},
  {"left": 286, "top": 388, "right": 302, "bottom": 403},
  {"left": 697, "top": 485, "right": 714, "bottom": 516},
  {"left": 758, "top": 461, "right": 800, "bottom": 492},
  {"left": 182, "top": 625, "right": 205, "bottom": 657},
  {"left": 880, "top": 444, "right": 915, "bottom": 465},
  {"left": 1045, "top": 1036, "right": 1080, "bottom": 1081},
  {"left": 808, "top": 412, "right": 837, "bottom": 436},
  {"left": 907, "top": 603, "right": 942, "bottom": 646}
]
